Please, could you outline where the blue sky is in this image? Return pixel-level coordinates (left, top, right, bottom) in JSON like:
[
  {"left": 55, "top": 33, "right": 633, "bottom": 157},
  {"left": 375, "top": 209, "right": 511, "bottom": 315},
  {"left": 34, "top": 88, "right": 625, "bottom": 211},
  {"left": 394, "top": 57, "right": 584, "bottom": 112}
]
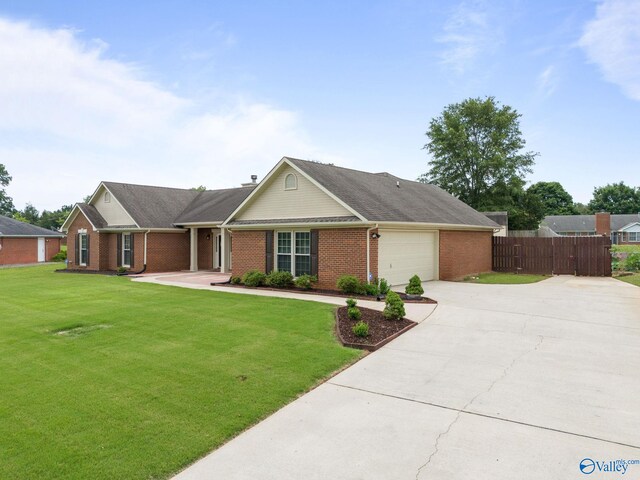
[{"left": 0, "top": 0, "right": 638, "bottom": 210}]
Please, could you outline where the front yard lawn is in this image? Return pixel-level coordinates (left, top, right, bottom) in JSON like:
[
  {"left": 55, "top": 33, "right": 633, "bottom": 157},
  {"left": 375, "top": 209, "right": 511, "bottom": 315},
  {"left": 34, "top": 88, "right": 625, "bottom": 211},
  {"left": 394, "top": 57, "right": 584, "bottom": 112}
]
[
  {"left": 464, "top": 272, "right": 549, "bottom": 284},
  {"left": 615, "top": 273, "right": 640, "bottom": 287},
  {"left": 0, "top": 265, "right": 361, "bottom": 479}
]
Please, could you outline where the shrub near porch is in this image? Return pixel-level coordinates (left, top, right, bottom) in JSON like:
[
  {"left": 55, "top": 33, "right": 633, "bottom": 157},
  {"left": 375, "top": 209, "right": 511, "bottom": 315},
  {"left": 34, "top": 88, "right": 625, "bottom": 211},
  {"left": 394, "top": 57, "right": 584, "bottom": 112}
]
[{"left": 0, "top": 265, "right": 361, "bottom": 480}]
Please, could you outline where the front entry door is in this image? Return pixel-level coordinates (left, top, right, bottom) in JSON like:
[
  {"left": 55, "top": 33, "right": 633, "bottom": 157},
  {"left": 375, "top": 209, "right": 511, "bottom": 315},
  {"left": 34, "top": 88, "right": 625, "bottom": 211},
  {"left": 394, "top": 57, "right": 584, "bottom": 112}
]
[{"left": 37, "top": 237, "right": 45, "bottom": 262}]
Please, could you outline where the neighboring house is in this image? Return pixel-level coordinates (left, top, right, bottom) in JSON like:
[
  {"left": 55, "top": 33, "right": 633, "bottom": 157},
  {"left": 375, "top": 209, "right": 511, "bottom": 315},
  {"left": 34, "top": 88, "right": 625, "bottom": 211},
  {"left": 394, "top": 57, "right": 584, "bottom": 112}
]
[
  {"left": 482, "top": 211, "right": 508, "bottom": 237},
  {"left": 542, "top": 212, "right": 640, "bottom": 245},
  {"left": 62, "top": 157, "right": 499, "bottom": 285},
  {"left": 0, "top": 215, "right": 64, "bottom": 265}
]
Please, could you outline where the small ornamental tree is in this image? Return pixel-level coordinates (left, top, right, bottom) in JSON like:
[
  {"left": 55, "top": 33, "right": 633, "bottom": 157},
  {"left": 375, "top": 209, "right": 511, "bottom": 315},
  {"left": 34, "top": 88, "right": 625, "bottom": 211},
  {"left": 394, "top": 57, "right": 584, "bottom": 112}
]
[
  {"left": 383, "top": 291, "right": 406, "bottom": 320},
  {"left": 405, "top": 275, "right": 424, "bottom": 296}
]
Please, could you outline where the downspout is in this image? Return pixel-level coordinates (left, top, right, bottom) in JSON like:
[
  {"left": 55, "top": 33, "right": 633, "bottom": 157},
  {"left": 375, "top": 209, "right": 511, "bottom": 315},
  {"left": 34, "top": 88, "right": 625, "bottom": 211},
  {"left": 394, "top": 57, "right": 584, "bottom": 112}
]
[
  {"left": 128, "top": 229, "right": 150, "bottom": 275},
  {"left": 366, "top": 224, "right": 379, "bottom": 284}
]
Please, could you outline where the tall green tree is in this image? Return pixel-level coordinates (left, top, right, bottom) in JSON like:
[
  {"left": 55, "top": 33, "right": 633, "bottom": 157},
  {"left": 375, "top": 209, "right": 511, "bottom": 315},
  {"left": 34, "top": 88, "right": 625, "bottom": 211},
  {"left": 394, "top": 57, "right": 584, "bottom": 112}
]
[
  {"left": 573, "top": 202, "right": 590, "bottom": 215},
  {"left": 0, "top": 164, "right": 15, "bottom": 216},
  {"left": 508, "top": 189, "right": 545, "bottom": 230},
  {"left": 420, "top": 96, "right": 538, "bottom": 210},
  {"left": 38, "top": 205, "right": 73, "bottom": 230},
  {"left": 588, "top": 182, "right": 640, "bottom": 214},
  {"left": 527, "top": 181, "right": 577, "bottom": 216}
]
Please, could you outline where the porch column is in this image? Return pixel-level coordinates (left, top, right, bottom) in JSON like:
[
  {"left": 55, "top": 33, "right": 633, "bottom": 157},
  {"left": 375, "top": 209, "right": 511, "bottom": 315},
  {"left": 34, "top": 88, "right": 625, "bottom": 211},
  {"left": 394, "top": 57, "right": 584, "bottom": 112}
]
[
  {"left": 190, "top": 228, "right": 198, "bottom": 272},
  {"left": 220, "top": 227, "right": 227, "bottom": 273}
]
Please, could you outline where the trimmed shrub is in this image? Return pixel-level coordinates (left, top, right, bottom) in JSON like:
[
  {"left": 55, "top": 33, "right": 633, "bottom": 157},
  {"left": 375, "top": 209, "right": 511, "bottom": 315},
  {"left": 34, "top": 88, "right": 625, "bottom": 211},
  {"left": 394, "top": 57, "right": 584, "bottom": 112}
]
[
  {"left": 626, "top": 253, "right": 640, "bottom": 272},
  {"left": 116, "top": 266, "right": 127, "bottom": 275},
  {"left": 352, "top": 321, "right": 369, "bottom": 337},
  {"left": 383, "top": 291, "right": 406, "bottom": 320},
  {"left": 242, "top": 270, "right": 266, "bottom": 287},
  {"left": 346, "top": 298, "right": 357, "bottom": 308},
  {"left": 337, "top": 275, "right": 362, "bottom": 295},
  {"left": 265, "top": 270, "right": 294, "bottom": 288},
  {"left": 51, "top": 251, "right": 67, "bottom": 262},
  {"left": 363, "top": 282, "right": 378, "bottom": 296},
  {"left": 347, "top": 306, "right": 362, "bottom": 321},
  {"left": 405, "top": 274, "right": 424, "bottom": 296},
  {"left": 294, "top": 274, "right": 317, "bottom": 290},
  {"left": 230, "top": 276, "right": 242, "bottom": 285},
  {"left": 378, "top": 278, "right": 390, "bottom": 295}
]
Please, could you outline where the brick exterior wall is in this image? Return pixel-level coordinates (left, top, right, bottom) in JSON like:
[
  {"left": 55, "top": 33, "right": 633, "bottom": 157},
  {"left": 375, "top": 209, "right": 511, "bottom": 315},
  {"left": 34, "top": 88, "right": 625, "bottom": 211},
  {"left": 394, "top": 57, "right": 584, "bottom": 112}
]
[
  {"left": 198, "top": 228, "right": 214, "bottom": 270},
  {"left": 317, "top": 228, "right": 373, "bottom": 290},
  {"left": 66, "top": 212, "right": 101, "bottom": 270},
  {"left": 67, "top": 209, "right": 190, "bottom": 272},
  {"left": 231, "top": 230, "right": 267, "bottom": 278},
  {"left": 439, "top": 230, "right": 493, "bottom": 280},
  {"left": 0, "top": 237, "right": 62, "bottom": 265},
  {"left": 146, "top": 232, "right": 190, "bottom": 273},
  {"left": 230, "top": 227, "right": 375, "bottom": 290}
]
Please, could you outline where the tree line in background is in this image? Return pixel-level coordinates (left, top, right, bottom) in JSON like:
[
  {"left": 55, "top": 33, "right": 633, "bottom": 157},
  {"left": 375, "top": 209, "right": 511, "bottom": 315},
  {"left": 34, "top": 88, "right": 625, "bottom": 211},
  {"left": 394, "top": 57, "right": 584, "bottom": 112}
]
[
  {"left": 420, "top": 97, "right": 640, "bottom": 230},
  {"left": 0, "top": 164, "right": 72, "bottom": 230}
]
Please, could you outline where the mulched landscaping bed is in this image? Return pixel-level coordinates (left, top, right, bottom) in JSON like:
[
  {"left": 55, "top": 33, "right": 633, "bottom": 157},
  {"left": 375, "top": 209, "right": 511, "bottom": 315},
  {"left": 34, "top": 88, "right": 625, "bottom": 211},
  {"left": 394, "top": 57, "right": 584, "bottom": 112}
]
[
  {"left": 214, "top": 283, "right": 437, "bottom": 304},
  {"left": 335, "top": 306, "right": 416, "bottom": 351}
]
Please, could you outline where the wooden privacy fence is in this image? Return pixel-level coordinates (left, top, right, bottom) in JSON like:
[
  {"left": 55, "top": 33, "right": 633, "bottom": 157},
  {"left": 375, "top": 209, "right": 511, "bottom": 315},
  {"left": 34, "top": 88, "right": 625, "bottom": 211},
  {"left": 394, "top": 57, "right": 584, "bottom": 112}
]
[{"left": 493, "top": 236, "right": 612, "bottom": 276}]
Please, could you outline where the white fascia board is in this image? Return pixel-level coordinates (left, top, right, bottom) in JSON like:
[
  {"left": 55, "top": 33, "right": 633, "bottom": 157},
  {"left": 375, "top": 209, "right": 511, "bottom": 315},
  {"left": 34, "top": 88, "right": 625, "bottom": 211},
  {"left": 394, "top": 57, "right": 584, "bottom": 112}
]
[
  {"left": 61, "top": 204, "right": 98, "bottom": 232},
  {"left": 376, "top": 221, "right": 496, "bottom": 231},
  {"left": 228, "top": 221, "right": 368, "bottom": 230}
]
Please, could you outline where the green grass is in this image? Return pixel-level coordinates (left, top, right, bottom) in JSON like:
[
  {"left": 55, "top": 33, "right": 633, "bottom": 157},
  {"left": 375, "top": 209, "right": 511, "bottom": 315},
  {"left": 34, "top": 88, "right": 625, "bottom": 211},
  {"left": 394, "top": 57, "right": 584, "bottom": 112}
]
[
  {"left": 463, "top": 272, "right": 549, "bottom": 284},
  {"left": 0, "top": 265, "right": 361, "bottom": 480},
  {"left": 615, "top": 273, "right": 640, "bottom": 287},
  {"left": 611, "top": 244, "right": 640, "bottom": 253}
]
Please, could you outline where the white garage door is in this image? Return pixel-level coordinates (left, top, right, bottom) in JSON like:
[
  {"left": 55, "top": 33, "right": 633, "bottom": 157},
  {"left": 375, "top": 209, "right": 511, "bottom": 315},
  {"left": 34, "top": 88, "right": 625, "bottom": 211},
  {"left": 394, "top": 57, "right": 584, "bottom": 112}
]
[{"left": 378, "top": 230, "right": 437, "bottom": 285}]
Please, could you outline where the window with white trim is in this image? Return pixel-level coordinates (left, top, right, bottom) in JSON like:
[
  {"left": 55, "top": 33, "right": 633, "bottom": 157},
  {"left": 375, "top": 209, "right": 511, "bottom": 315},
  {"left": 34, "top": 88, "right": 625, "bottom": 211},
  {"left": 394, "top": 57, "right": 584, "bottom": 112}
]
[
  {"left": 284, "top": 173, "right": 297, "bottom": 190},
  {"left": 79, "top": 233, "right": 88, "bottom": 266},
  {"left": 104, "top": 191, "right": 111, "bottom": 203},
  {"left": 122, "top": 233, "right": 132, "bottom": 267},
  {"left": 276, "top": 231, "right": 311, "bottom": 276},
  {"left": 629, "top": 232, "right": 639, "bottom": 243}
]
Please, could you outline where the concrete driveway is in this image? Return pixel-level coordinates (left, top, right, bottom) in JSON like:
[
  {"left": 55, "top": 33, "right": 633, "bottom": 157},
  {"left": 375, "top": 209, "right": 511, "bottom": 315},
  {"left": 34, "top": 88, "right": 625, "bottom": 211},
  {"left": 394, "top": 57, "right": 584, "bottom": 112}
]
[{"left": 174, "top": 276, "right": 640, "bottom": 480}]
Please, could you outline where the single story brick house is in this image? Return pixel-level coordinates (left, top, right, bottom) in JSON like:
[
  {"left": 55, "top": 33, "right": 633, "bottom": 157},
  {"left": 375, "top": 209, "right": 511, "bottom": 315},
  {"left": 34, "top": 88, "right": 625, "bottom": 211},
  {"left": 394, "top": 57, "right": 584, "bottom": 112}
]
[
  {"left": 62, "top": 157, "right": 499, "bottom": 286},
  {"left": 542, "top": 212, "right": 640, "bottom": 245},
  {"left": 0, "top": 215, "right": 64, "bottom": 265}
]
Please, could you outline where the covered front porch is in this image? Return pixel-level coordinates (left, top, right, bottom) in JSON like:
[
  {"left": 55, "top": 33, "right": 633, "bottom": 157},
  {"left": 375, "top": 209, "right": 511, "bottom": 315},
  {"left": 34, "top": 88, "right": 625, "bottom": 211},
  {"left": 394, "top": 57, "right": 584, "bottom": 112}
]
[{"left": 188, "top": 227, "right": 233, "bottom": 273}]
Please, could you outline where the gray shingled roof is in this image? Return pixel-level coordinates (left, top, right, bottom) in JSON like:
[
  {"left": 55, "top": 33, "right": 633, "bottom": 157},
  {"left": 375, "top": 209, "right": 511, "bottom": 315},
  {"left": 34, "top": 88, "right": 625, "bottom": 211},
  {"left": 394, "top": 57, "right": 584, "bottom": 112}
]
[
  {"left": 102, "top": 182, "right": 202, "bottom": 228},
  {"left": 542, "top": 214, "right": 640, "bottom": 233},
  {"left": 285, "top": 158, "right": 498, "bottom": 228},
  {"left": 77, "top": 203, "right": 108, "bottom": 229},
  {"left": 174, "top": 187, "right": 255, "bottom": 225},
  {"left": 0, "top": 215, "right": 64, "bottom": 237}
]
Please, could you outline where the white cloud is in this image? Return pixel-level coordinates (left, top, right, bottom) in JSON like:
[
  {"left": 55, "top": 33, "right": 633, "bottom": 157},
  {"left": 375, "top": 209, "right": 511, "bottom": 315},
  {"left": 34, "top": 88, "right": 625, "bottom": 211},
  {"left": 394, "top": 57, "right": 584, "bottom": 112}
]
[
  {"left": 579, "top": 0, "right": 640, "bottom": 100},
  {"left": 536, "top": 65, "right": 559, "bottom": 97},
  {"left": 0, "top": 18, "right": 332, "bottom": 210},
  {"left": 437, "top": 0, "right": 504, "bottom": 74}
]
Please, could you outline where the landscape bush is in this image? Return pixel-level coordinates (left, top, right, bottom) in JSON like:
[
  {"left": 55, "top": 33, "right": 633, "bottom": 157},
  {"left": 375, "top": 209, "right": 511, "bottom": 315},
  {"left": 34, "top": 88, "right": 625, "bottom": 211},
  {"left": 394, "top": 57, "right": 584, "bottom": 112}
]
[
  {"left": 405, "top": 274, "right": 424, "bottom": 296},
  {"left": 383, "top": 291, "right": 406, "bottom": 320},
  {"left": 378, "top": 278, "right": 390, "bottom": 295},
  {"left": 265, "top": 270, "right": 294, "bottom": 288},
  {"left": 347, "top": 306, "right": 362, "bottom": 321},
  {"left": 230, "top": 276, "right": 242, "bottom": 285},
  {"left": 626, "top": 253, "right": 640, "bottom": 272},
  {"left": 242, "top": 270, "right": 266, "bottom": 287},
  {"left": 51, "top": 251, "right": 67, "bottom": 262},
  {"left": 362, "top": 282, "right": 378, "bottom": 296},
  {"left": 337, "top": 275, "right": 363, "bottom": 295},
  {"left": 352, "top": 321, "right": 369, "bottom": 337},
  {"left": 294, "top": 274, "right": 317, "bottom": 290},
  {"left": 346, "top": 298, "right": 357, "bottom": 308}
]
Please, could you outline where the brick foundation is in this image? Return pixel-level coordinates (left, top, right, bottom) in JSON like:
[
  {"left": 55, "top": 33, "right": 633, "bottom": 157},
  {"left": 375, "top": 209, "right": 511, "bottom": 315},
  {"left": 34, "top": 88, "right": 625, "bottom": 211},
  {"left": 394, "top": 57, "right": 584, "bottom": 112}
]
[{"left": 439, "top": 230, "right": 492, "bottom": 280}]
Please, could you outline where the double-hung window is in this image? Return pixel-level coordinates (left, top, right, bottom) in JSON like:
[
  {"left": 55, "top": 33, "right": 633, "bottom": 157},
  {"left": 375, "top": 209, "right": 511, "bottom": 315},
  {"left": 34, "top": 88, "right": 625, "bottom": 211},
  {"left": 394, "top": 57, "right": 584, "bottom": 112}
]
[
  {"left": 276, "top": 231, "right": 311, "bottom": 276},
  {"left": 122, "top": 233, "right": 132, "bottom": 267},
  {"left": 629, "top": 232, "right": 639, "bottom": 243},
  {"left": 79, "top": 233, "right": 88, "bottom": 266}
]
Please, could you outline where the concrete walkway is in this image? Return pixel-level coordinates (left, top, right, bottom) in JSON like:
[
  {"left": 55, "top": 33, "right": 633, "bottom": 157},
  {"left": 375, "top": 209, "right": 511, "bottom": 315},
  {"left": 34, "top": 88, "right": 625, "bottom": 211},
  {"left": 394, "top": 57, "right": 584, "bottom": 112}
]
[
  {"left": 131, "top": 272, "right": 437, "bottom": 323},
  {"left": 169, "top": 275, "right": 640, "bottom": 480}
]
